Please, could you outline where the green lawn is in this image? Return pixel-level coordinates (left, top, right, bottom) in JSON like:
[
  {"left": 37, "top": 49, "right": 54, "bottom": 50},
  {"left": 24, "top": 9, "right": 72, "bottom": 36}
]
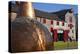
[{"left": 54, "top": 41, "right": 78, "bottom": 50}]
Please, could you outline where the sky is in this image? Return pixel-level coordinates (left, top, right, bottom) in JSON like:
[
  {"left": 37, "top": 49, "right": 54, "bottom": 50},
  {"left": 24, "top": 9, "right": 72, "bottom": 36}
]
[{"left": 32, "top": 2, "right": 78, "bottom": 14}]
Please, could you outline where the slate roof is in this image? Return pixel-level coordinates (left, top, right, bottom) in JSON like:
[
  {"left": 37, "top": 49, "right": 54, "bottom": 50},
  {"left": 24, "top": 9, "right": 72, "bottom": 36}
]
[
  {"left": 34, "top": 9, "right": 63, "bottom": 21},
  {"left": 51, "top": 9, "right": 71, "bottom": 21}
]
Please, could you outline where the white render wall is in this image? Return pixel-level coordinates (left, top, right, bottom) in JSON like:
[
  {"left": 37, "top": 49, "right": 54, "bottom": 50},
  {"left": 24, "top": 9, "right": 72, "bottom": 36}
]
[
  {"left": 36, "top": 17, "right": 69, "bottom": 33},
  {"left": 52, "top": 20, "right": 69, "bottom": 30},
  {"left": 36, "top": 12, "right": 76, "bottom": 40},
  {"left": 65, "top": 12, "right": 76, "bottom": 40}
]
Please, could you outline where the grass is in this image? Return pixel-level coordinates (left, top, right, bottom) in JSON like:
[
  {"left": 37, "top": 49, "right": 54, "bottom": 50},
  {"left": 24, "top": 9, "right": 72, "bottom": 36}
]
[{"left": 54, "top": 41, "right": 78, "bottom": 50}]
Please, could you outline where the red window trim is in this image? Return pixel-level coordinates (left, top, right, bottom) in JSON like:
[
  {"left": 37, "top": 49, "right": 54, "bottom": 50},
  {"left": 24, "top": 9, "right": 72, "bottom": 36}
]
[
  {"left": 51, "top": 20, "right": 53, "bottom": 25},
  {"left": 68, "top": 24, "right": 73, "bottom": 29},
  {"left": 50, "top": 27, "right": 53, "bottom": 32},
  {"left": 62, "top": 21, "right": 64, "bottom": 26},
  {"left": 68, "top": 24, "right": 70, "bottom": 27},
  {"left": 70, "top": 16, "right": 72, "bottom": 22},
  {"left": 43, "top": 19, "right": 46, "bottom": 23},
  {"left": 57, "top": 21, "right": 59, "bottom": 25}
]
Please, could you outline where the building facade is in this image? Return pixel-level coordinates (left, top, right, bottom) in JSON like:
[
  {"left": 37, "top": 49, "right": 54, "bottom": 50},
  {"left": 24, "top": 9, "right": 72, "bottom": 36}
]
[
  {"left": 35, "top": 16, "right": 69, "bottom": 42},
  {"left": 35, "top": 9, "right": 76, "bottom": 42},
  {"left": 65, "top": 10, "right": 76, "bottom": 41}
]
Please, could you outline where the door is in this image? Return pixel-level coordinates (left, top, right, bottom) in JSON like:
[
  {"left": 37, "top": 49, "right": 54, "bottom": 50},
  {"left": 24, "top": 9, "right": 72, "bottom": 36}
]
[
  {"left": 63, "top": 30, "right": 68, "bottom": 42},
  {"left": 58, "top": 33, "right": 63, "bottom": 41}
]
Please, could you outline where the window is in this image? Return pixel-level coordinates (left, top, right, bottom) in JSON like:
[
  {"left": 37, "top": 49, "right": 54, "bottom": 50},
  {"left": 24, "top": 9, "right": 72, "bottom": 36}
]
[
  {"left": 68, "top": 24, "right": 70, "bottom": 27},
  {"left": 68, "top": 24, "right": 73, "bottom": 29},
  {"left": 57, "top": 21, "right": 59, "bottom": 25},
  {"left": 62, "top": 22, "right": 64, "bottom": 26},
  {"left": 43, "top": 19, "right": 46, "bottom": 23},
  {"left": 51, "top": 20, "right": 53, "bottom": 25},
  {"left": 40, "top": 18, "right": 41, "bottom": 22},
  {"left": 70, "top": 24, "right": 73, "bottom": 29},
  {"left": 50, "top": 27, "right": 53, "bottom": 32},
  {"left": 69, "top": 16, "right": 72, "bottom": 22},
  {"left": 72, "top": 30, "right": 74, "bottom": 33}
]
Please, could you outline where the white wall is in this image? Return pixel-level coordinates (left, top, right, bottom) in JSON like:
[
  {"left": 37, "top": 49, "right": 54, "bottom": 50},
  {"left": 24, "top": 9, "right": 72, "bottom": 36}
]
[
  {"left": 36, "top": 17, "right": 69, "bottom": 33},
  {"left": 65, "top": 12, "right": 76, "bottom": 40}
]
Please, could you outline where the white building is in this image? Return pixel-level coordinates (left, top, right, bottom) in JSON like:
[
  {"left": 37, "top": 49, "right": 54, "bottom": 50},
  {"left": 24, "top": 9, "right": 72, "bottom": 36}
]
[
  {"left": 65, "top": 9, "right": 76, "bottom": 40},
  {"left": 34, "top": 9, "right": 72, "bottom": 42},
  {"left": 35, "top": 9, "right": 76, "bottom": 41}
]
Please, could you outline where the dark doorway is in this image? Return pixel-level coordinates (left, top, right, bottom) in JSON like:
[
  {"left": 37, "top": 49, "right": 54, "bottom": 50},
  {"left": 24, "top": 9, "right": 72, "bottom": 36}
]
[{"left": 58, "top": 33, "right": 63, "bottom": 41}]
